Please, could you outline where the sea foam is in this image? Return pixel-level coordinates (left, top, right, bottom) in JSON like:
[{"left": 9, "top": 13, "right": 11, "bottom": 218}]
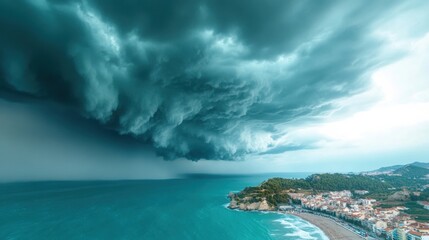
[{"left": 274, "top": 215, "right": 329, "bottom": 240}]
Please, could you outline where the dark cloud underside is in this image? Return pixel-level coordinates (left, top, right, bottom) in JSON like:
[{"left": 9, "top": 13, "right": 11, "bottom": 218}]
[{"left": 0, "top": 0, "right": 417, "bottom": 160}]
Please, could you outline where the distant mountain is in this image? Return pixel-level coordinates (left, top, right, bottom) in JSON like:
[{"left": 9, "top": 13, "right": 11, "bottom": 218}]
[
  {"left": 393, "top": 165, "right": 429, "bottom": 178},
  {"left": 363, "top": 162, "right": 429, "bottom": 175},
  {"left": 410, "top": 162, "right": 429, "bottom": 169},
  {"left": 374, "top": 165, "right": 404, "bottom": 173},
  {"left": 370, "top": 162, "right": 429, "bottom": 172}
]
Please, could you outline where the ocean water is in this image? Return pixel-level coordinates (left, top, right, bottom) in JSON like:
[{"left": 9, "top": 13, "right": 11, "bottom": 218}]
[{"left": 0, "top": 173, "right": 328, "bottom": 240}]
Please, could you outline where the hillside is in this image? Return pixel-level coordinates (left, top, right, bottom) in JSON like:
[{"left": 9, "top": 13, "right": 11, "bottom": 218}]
[
  {"left": 374, "top": 165, "right": 403, "bottom": 173},
  {"left": 228, "top": 173, "right": 391, "bottom": 210},
  {"left": 411, "top": 162, "right": 429, "bottom": 169},
  {"left": 366, "top": 162, "right": 429, "bottom": 174},
  {"left": 393, "top": 165, "right": 429, "bottom": 178}
]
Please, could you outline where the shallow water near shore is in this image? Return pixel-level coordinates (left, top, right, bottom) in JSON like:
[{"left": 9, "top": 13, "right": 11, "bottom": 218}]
[{"left": 0, "top": 173, "right": 328, "bottom": 240}]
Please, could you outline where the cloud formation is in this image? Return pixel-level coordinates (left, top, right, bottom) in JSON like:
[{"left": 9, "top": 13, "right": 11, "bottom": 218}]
[{"left": 0, "top": 0, "right": 425, "bottom": 160}]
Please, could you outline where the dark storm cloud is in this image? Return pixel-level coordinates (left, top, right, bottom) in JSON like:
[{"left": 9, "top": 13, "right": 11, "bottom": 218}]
[
  {"left": 0, "top": 0, "right": 418, "bottom": 160},
  {"left": 259, "top": 145, "right": 314, "bottom": 155}
]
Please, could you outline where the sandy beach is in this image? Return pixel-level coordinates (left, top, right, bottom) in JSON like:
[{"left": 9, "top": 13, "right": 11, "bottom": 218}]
[{"left": 291, "top": 212, "right": 363, "bottom": 240}]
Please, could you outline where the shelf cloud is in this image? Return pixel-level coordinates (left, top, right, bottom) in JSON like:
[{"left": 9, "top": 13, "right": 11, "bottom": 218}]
[{"left": 0, "top": 0, "right": 427, "bottom": 161}]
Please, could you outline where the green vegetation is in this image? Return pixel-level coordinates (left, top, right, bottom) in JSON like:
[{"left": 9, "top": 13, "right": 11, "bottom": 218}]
[
  {"left": 404, "top": 201, "right": 429, "bottom": 222},
  {"left": 372, "top": 165, "right": 429, "bottom": 190},
  {"left": 365, "top": 191, "right": 396, "bottom": 201},
  {"left": 378, "top": 202, "right": 405, "bottom": 208},
  {"left": 235, "top": 173, "right": 392, "bottom": 206},
  {"left": 393, "top": 165, "right": 429, "bottom": 178},
  {"left": 259, "top": 173, "right": 391, "bottom": 193},
  {"left": 378, "top": 193, "right": 429, "bottom": 221},
  {"left": 305, "top": 174, "right": 391, "bottom": 192},
  {"left": 378, "top": 175, "right": 426, "bottom": 190},
  {"left": 411, "top": 189, "right": 429, "bottom": 201},
  {"left": 260, "top": 177, "right": 310, "bottom": 191}
]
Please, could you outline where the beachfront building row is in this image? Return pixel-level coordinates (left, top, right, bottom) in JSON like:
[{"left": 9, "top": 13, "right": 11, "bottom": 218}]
[
  {"left": 290, "top": 191, "right": 429, "bottom": 239},
  {"left": 386, "top": 227, "right": 429, "bottom": 240}
]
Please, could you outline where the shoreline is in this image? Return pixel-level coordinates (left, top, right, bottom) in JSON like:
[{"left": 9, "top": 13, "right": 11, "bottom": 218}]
[
  {"left": 226, "top": 203, "right": 365, "bottom": 239},
  {"left": 289, "top": 212, "right": 364, "bottom": 240}
]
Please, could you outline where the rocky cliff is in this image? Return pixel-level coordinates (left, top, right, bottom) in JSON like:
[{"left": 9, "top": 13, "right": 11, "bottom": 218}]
[{"left": 228, "top": 192, "right": 275, "bottom": 211}]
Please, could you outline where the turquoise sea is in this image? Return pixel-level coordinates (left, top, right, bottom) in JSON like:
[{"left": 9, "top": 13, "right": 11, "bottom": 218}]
[{"left": 0, "top": 173, "right": 328, "bottom": 240}]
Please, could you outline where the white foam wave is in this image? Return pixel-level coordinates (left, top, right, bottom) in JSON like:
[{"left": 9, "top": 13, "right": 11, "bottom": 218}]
[{"left": 274, "top": 216, "right": 329, "bottom": 240}]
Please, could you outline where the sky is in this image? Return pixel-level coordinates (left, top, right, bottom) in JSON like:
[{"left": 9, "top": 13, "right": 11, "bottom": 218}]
[{"left": 1, "top": 0, "right": 429, "bottom": 180}]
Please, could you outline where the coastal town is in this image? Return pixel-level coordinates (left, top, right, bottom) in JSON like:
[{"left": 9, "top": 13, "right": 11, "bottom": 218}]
[
  {"left": 229, "top": 165, "right": 429, "bottom": 240},
  {"left": 288, "top": 190, "right": 429, "bottom": 240}
]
